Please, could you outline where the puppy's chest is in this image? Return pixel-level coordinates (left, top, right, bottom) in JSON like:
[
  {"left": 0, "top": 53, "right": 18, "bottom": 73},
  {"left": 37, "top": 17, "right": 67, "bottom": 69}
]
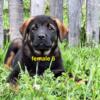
[{"left": 23, "top": 55, "right": 55, "bottom": 73}]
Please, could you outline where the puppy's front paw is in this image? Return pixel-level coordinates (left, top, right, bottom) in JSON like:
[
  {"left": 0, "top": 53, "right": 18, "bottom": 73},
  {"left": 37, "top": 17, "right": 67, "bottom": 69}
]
[{"left": 9, "top": 83, "right": 19, "bottom": 93}]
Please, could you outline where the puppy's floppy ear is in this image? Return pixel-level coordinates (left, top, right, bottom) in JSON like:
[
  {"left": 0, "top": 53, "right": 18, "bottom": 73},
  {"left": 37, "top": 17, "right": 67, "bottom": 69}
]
[
  {"left": 20, "top": 17, "right": 35, "bottom": 38},
  {"left": 52, "top": 17, "right": 69, "bottom": 41}
]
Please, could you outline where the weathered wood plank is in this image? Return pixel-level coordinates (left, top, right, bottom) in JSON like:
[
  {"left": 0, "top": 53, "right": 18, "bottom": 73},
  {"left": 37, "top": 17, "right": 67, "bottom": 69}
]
[
  {"left": 30, "top": 0, "right": 45, "bottom": 16},
  {"left": 8, "top": 0, "right": 23, "bottom": 41},
  {"left": 68, "top": 0, "right": 83, "bottom": 47},
  {"left": 86, "top": 0, "right": 100, "bottom": 45},
  {"left": 50, "top": 0, "right": 63, "bottom": 21},
  {"left": 0, "top": 0, "right": 4, "bottom": 48}
]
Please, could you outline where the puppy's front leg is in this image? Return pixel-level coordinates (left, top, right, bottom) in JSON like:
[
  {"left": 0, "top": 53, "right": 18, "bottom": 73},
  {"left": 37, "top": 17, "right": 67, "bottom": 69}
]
[{"left": 7, "top": 64, "right": 20, "bottom": 85}]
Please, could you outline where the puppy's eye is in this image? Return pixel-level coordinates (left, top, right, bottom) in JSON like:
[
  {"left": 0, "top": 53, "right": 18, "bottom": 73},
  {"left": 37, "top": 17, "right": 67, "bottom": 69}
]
[
  {"left": 47, "top": 23, "right": 56, "bottom": 31},
  {"left": 31, "top": 24, "right": 38, "bottom": 31}
]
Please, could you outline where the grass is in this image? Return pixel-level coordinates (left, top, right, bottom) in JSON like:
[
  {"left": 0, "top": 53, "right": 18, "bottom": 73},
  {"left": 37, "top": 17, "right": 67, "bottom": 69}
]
[{"left": 0, "top": 43, "right": 100, "bottom": 100}]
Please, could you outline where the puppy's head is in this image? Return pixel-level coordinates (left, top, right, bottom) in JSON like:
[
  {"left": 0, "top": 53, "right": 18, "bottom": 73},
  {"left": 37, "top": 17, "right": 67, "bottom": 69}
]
[{"left": 20, "top": 15, "right": 68, "bottom": 55}]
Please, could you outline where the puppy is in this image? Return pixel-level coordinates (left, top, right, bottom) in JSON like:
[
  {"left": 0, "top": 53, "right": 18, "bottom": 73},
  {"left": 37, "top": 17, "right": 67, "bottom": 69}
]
[{"left": 4, "top": 15, "right": 68, "bottom": 85}]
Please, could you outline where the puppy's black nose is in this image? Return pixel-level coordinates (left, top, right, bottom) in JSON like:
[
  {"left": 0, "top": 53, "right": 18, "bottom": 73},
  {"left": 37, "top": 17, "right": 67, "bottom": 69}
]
[{"left": 38, "top": 34, "right": 45, "bottom": 39}]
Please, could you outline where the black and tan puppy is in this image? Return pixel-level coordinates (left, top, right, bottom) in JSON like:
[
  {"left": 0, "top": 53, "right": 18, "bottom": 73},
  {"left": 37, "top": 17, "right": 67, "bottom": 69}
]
[{"left": 4, "top": 15, "right": 68, "bottom": 84}]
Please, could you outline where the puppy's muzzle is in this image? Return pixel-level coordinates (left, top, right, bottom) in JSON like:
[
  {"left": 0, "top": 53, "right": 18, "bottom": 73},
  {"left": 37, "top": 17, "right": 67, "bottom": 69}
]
[{"left": 33, "top": 33, "right": 51, "bottom": 50}]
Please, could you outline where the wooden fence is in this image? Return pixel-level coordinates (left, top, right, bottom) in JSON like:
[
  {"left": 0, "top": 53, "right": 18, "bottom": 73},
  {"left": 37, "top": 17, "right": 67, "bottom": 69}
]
[{"left": 0, "top": 0, "right": 100, "bottom": 48}]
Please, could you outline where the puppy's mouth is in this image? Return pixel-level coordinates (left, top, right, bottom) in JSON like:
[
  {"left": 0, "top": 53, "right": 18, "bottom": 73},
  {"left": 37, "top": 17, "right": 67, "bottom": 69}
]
[
  {"left": 33, "top": 40, "right": 52, "bottom": 50},
  {"left": 33, "top": 42, "right": 52, "bottom": 55},
  {"left": 35, "top": 43, "right": 51, "bottom": 49}
]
